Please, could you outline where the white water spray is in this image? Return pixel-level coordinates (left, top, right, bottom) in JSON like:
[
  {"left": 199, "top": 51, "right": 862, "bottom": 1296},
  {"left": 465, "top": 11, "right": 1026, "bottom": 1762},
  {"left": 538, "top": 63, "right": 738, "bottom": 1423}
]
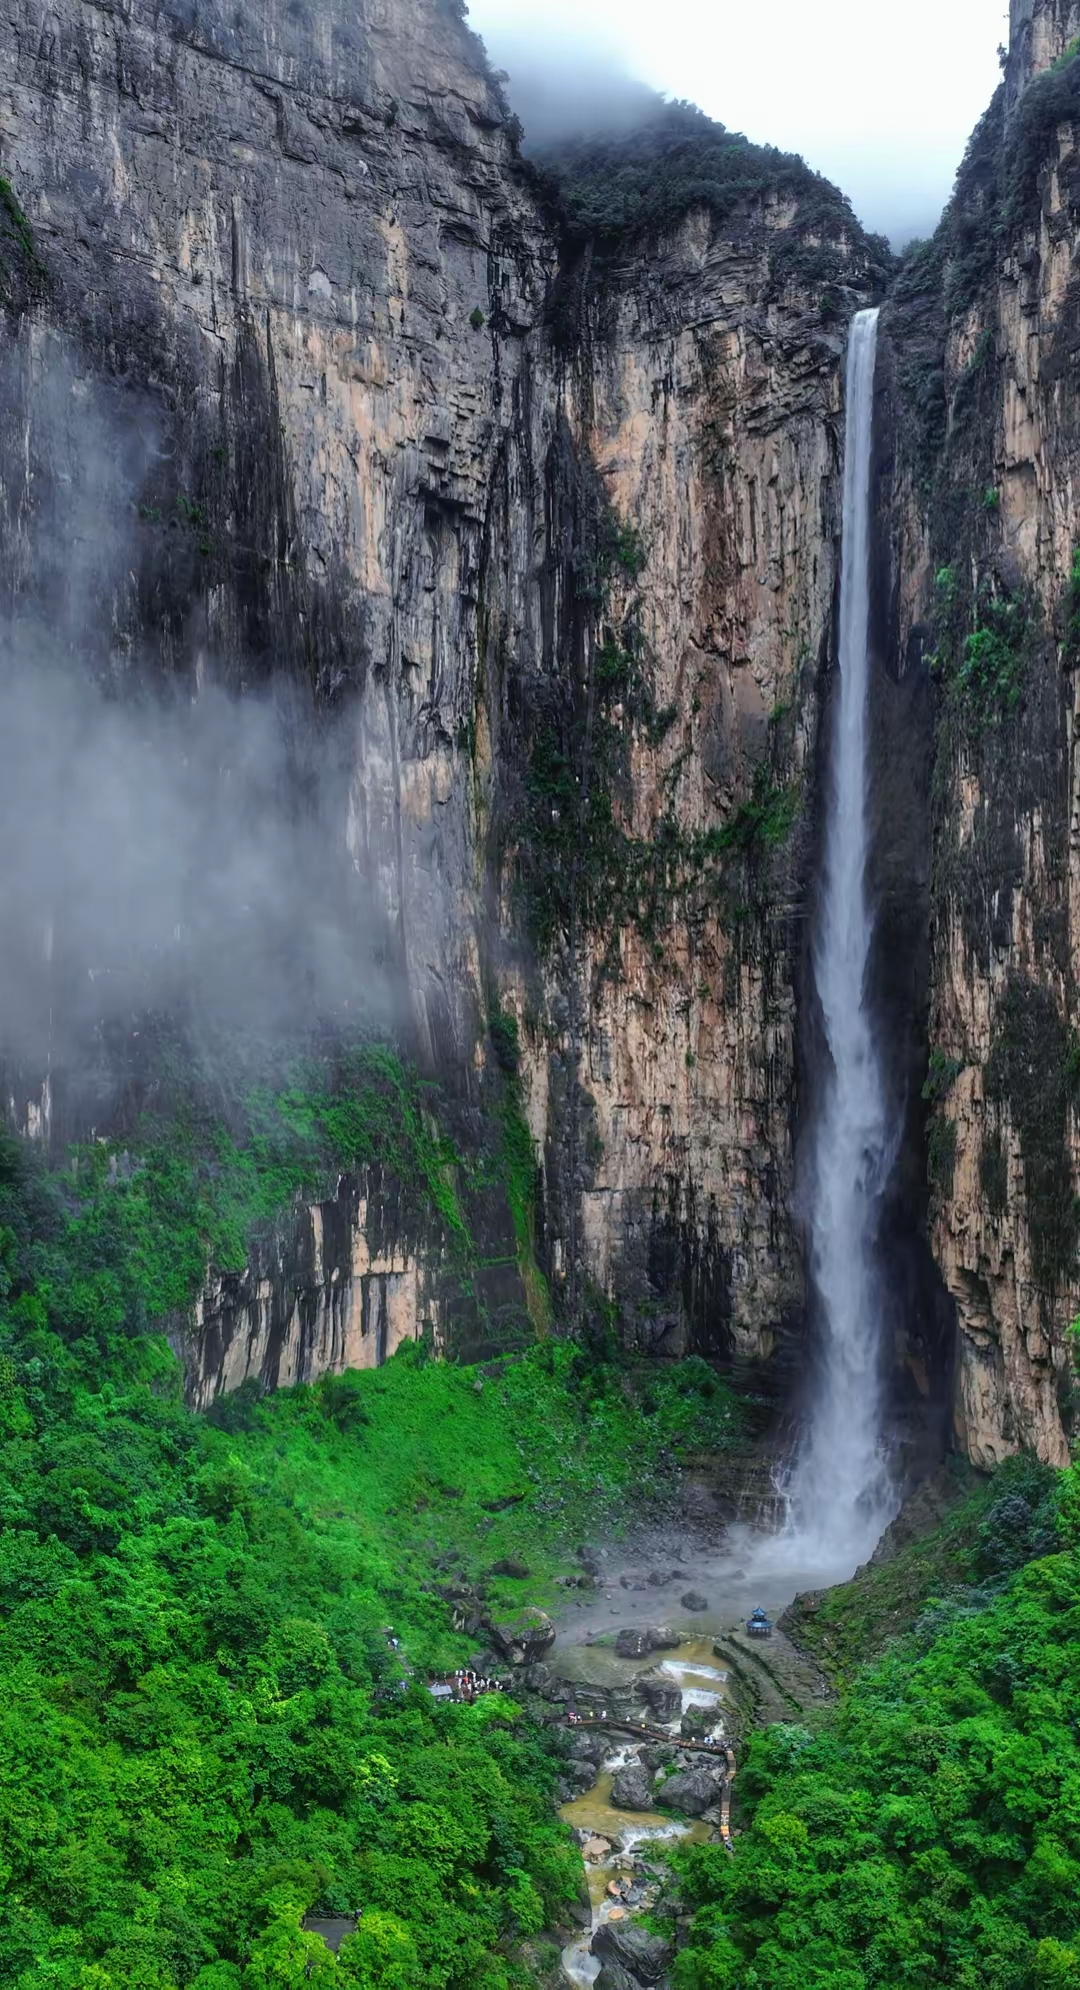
[
  {"left": 787, "top": 306, "right": 898, "bottom": 1570},
  {"left": 740, "top": 308, "right": 899, "bottom": 1589}
]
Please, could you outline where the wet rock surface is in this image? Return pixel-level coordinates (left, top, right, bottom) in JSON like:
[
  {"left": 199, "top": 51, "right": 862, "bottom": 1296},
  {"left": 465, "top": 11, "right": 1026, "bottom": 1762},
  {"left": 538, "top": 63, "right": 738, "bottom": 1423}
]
[
  {"left": 610, "top": 1763, "right": 654, "bottom": 1811},
  {"left": 658, "top": 1765, "right": 724, "bottom": 1817},
  {"left": 592, "top": 1920, "right": 673, "bottom": 1983},
  {"left": 595, "top": 1962, "right": 644, "bottom": 1990}
]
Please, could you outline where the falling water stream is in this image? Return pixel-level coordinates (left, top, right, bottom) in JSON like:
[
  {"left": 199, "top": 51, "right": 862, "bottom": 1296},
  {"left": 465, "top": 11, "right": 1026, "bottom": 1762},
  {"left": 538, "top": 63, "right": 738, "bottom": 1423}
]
[
  {"left": 783, "top": 305, "right": 899, "bottom": 1570},
  {"left": 555, "top": 311, "right": 901, "bottom": 1985}
]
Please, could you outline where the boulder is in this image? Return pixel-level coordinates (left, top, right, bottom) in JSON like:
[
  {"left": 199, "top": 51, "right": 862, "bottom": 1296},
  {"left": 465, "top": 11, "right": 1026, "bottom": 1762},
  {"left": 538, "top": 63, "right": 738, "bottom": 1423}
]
[
  {"left": 596, "top": 1962, "right": 641, "bottom": 1990},
  {"left": 648, "top": 1626, "right": 681, "bottom": 1650},
  {"left": 592, "top": 1918, "right": 672, "bottom": 1984},
  {"left": 680, "top": 1705, "right": 713, "bottom": 1739},
  {"left": 638, "top": 1741, "right": 675, "bottom": 1772},
  {"left": 637, "top": 1671, "right": 682, "bottom": 1721},
  {"left": 657, "top": 1765, "right": 724, "bottom": 1817},
  {"left": 567, "top": 1757, "right": 598, "bottom": 1792},
  {"left": 523, "top": 1661, "right": 552, "bottom": 1692},
  {"left": 581, "top": 1833, "right": 611, "bottom": 1862},
  {"left": 569, "top": 1731, "right": 608, "bottom": 1766},
  {"left": 680, "top": 1590, "right": 709, "bottom": 1612},
  {"left": 610, "top": 1763, "right": 654, "bottom": 1810},
  {"left": 489, "top": 1557, "right": 530, "bottom": 1579},
  {"left": 615, "top": 1627, "right": 652, "bottom": 1659},
  {"left": 488, "top": 1609, "right": 556, "bottom": 1666}
]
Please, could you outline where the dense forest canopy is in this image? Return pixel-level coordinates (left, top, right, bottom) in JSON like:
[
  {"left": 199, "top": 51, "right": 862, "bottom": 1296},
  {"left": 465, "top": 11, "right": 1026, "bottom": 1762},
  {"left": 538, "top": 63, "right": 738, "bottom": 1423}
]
[{"left": 528, "top": 99, "right": 892, "bottom": 266}]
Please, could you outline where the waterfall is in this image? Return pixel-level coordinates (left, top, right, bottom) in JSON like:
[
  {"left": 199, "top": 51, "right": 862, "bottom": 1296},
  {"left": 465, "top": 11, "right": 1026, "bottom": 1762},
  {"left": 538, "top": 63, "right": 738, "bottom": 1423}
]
[{"left": 784, "top": 307, "right": 898, "bottom": 1574}]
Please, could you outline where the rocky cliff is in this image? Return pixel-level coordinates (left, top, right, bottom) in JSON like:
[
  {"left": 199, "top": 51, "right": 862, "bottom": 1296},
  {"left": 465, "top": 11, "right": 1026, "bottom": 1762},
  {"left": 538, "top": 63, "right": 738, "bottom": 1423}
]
[
  {"left": 0, "top": 0, "right": 890, "bottom": 1387},
  {"left": 885, "top": 0, "right": 1080, "bottom": 1467}
]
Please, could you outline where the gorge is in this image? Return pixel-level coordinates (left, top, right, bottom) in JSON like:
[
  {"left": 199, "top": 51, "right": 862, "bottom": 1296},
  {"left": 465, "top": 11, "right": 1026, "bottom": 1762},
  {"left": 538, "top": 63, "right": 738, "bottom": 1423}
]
[{"left": 1, "top": 0, "right": 1080, "bottom": 1984}]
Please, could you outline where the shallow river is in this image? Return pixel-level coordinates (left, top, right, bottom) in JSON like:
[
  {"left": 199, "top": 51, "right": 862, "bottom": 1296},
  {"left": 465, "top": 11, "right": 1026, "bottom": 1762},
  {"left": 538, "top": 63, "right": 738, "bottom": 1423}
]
[{"left": 553, "top": 1537, "right": 852, "bottom": 1986}]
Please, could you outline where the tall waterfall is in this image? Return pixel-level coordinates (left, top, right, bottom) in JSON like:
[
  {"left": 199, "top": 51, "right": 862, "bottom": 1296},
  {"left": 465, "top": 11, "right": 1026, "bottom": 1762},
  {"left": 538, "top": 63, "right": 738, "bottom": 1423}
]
[{"left": 787, "top": 307, "right": 898, "bottom": 1571}]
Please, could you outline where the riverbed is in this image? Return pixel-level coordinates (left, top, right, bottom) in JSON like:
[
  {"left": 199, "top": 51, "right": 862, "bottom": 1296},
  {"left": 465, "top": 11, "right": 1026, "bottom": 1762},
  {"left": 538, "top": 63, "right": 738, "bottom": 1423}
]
[{"left": 551, "top": 1535, "right": 845, "bottom": 1986}]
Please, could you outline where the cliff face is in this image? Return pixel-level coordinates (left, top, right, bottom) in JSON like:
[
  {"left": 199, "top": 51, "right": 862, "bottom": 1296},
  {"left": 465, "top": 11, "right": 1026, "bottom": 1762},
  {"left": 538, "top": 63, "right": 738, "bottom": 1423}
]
[
  {"left": 886, "top": 0, "right": 1080, "bottom": 1468},
  {"left": 0, "top": 0, "right": 884, "bottom": 1386}
]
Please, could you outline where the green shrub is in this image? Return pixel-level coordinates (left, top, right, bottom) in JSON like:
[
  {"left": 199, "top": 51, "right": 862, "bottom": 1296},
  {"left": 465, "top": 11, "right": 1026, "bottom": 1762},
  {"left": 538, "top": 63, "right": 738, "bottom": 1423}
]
[
  {"left": 529, "top": 99, "right": 888, "bottom": 282},
  {"left": 673, "top": 1457, "right": 1070, "bottom": 1989},
  {"left": 1063, "top": 547, "right": 1080, "bottom": 669},
  {"left": 0, "top": 1124, "right": 746, "bottom": 1988},
  {"left": 1004, "top": 42, "right": 1080, "bottom": 220}
]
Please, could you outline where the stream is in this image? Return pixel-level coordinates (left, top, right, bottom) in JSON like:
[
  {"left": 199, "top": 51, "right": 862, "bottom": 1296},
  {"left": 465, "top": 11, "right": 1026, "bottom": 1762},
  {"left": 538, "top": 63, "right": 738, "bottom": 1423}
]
[{"left": 550, "top": 1540, "right": 826, "bottom": 1988}]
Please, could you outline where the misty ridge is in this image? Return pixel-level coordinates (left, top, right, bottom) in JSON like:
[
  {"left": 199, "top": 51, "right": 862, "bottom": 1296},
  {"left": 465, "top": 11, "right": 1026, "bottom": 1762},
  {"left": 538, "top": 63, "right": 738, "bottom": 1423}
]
[
  {"left": 486, "top": 31, "right": 663, "bottom": 151},
  {"left": 0, "top": 346, "right": 394, "bottom": 1085}
]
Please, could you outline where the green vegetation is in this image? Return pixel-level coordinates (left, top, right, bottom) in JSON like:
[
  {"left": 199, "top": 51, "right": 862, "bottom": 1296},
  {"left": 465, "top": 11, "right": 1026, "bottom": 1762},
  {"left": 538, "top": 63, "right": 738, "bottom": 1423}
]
[
  {"left": 922, "top": 1049, "right": 965, "bottom": 1107},
  {"left": 922, "top": 1052, "right": 964, "bottom": 1205},
  {"left": 0, "top": 1118, "right": 745, "bottom": 1989},
  {"left": 5, "top": 1036, "right": 557, "bottom": 1357},
  {"left": 0, "top": 171, "right": 43, "bottom": 299},
  {"left": 786, "top": 1459, "right": 1055, "bottom": 1681},
  {"left": 529, "top": 101, "right": 890, "bottom": 278},
  {"left": 512, "top": 472, "right": 797, "bottom": 966},
  {"left": 672, "top": 1457, "right": 1072, "bottom": 1988},
  {"left": 931, "top": 577, "right": 1032, "bottom": 728},
  {"left": 926, "top": 1111, "right": 958, "bottom": 1202},
  {"left": 985, "top": 975, "right": 1080, "bottom": 1284},
  {"left": 13, "top": 1046, "right": 474, "bottom": 1344},
  {"left": 1062, "top": 548, "right": 1080, "bottom": 670},
  {"left": 1004, "top": 39, "right": 1080, "bottom": 221}
]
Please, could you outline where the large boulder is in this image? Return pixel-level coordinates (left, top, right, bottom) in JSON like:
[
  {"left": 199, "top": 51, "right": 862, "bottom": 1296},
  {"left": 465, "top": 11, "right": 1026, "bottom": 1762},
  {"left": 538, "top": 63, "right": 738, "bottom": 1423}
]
[
  {"left": 638, "top": 1741, "right": 676, "bottom": 1772},
  {"left": 592, "top": 1919, "right": 672, "bottom": 1984},
  {"left": 637, "top": 1671, "right": 682, "bottom": 1722},
  {"left": 569, "top": 1731, "right": 608, "bottom": 1766},
  {"left": 567, "top": 1757, "right": 598, "bottom": 1792},
  {"left": 596, "top": 1963, "right": 641, "bottom": 1990},
  {"left": 648, "top": 1626, "right": 681, "bottom": 1650},
  {"left": 615, "top": 1627, "right": 653, "bottom": 1659},
  {"left": 656, "top": 1765, "right": 724, "bottom": 1817},
  {"left": 680, "top": 1705, "right": 713, "bottom": 1740},
  {"left": 680, "top": 1590, "right": 709, "bottom": 1612},
  {"left": 610, "top": 1763, "right": 654, "bottom": 1811},
  {"left": 488, "top": 1608, "right": 556, "bottom": 1666}
]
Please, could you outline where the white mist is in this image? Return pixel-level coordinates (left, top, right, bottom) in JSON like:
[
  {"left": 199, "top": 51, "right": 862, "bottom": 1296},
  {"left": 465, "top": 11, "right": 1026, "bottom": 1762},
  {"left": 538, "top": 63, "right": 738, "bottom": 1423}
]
[{"left": 788, "top": 305, "right": 898, "bottom": 1572}]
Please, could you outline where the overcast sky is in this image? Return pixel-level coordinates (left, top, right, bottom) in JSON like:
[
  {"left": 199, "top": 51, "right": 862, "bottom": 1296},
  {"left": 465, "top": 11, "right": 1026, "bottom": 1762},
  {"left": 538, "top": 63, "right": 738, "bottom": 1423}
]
[{"left": 467, "top": 0, "right": 1008, "bottom": 244}]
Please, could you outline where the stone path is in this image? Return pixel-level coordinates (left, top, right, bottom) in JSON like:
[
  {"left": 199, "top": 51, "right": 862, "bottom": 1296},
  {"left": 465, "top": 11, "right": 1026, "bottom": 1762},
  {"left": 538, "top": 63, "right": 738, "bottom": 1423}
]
[{"left": 711, "top": 1624, "right": 830, "bottom": 1728}]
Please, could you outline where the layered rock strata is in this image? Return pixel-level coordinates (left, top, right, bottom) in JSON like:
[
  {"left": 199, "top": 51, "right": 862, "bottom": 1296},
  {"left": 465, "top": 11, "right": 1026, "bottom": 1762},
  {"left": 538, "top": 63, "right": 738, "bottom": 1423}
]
[{"left": 0, "top": 0, "right": 882, "bottom": 1372}]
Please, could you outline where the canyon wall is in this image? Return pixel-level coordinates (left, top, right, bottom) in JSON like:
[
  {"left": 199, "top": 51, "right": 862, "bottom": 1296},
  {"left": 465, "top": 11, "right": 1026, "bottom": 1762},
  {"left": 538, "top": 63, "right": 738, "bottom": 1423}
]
[
  {"left": 0, "top": 0, "right": 886, "bottom": 1381},
  {"left": 886, "top": 0, "right": 1080, "bottom": 1466},
  {"left": 14, "top": 0, "right": 1077, "bottom": 1472}
]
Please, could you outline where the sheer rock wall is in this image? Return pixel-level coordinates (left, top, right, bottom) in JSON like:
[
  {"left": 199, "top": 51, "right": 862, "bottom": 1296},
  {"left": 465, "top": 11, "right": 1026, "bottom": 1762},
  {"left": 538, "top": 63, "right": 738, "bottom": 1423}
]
[
  {"left": 886, "top": 0, "right": 1080, "bottom": 1467},
  {"left": 0, "top": 0, "right": 880, "bottom": 1381}
]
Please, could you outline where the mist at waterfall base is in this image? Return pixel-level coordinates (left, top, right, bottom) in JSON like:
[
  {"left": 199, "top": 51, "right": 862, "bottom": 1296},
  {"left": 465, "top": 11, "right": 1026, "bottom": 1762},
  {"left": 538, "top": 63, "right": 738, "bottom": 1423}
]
[{"left": 734, "top": 312, "right": 902, "bottom": 1595}]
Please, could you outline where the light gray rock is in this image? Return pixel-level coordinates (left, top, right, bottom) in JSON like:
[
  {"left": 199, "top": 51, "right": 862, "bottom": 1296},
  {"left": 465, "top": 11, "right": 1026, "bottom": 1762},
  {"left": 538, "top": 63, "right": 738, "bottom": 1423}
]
[
  {"left": 610, "top": 1764, "right": 654, "bottom": 1811},
  {"left": 657, "top": 1765, "right": 724, "bottom": 1817}
]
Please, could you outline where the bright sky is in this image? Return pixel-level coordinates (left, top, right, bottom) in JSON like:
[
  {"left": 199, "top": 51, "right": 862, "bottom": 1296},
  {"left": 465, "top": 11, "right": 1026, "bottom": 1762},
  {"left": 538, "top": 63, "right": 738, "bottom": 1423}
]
[{"left": 466, "top": 0, "right": 1008, "bottom": 243}]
